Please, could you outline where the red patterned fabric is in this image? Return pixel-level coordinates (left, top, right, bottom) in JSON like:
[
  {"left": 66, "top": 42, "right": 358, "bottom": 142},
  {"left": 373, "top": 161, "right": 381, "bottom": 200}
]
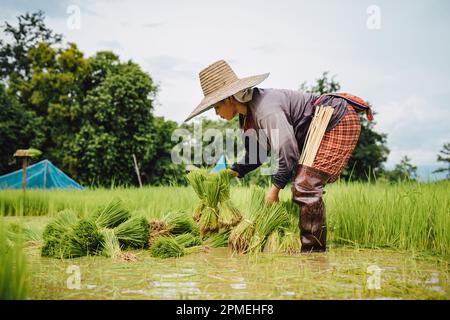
[{"left": 312, "top": 105, "right": 361, "bottom": 182}]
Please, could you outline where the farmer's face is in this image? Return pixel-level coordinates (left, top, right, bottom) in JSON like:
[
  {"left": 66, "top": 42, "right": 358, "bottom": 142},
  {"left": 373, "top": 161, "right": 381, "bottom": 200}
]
[{"left": 214, "top": 98, "right": 237, "bottom": 120}]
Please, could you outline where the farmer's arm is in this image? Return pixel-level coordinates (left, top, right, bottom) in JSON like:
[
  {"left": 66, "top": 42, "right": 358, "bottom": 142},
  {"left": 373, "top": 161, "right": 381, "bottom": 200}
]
[
  {"left": 230, "top": 129, "right": 268, "bottom": 178},
  {"left": 258, "top": 112, "right": 300, "bottom": 190}
]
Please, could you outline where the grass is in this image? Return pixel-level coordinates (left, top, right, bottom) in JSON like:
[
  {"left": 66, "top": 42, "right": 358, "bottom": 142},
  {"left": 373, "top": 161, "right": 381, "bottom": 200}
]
[{"left": 0, "top": 180, "right": 448, "bottom": 257}]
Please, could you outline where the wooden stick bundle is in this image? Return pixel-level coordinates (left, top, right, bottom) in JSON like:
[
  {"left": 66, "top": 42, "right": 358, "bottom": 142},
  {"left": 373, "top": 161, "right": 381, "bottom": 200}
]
[{"left": 299, "top": 106, "right": 334, "bottom": 166}]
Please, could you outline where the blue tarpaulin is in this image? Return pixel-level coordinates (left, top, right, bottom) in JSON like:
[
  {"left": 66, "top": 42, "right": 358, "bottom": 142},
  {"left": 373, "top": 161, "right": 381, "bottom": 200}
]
[
  {"left": 0, "top": 159, "right": 83, "bottom": 190},
  {"left": 210, "top": 155, "right": 227, "bottom": 173}
]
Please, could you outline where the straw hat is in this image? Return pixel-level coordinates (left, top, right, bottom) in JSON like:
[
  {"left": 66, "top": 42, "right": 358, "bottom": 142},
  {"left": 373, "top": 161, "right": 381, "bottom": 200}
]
[{"left": 184, "top": 60, "right": 269, "bottom": 122}]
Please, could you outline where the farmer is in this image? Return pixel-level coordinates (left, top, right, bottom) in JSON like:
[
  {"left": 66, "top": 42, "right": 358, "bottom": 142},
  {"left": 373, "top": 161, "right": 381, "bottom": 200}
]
[{"left": 184, "top": 60, "right": 372, "bottom": 252}]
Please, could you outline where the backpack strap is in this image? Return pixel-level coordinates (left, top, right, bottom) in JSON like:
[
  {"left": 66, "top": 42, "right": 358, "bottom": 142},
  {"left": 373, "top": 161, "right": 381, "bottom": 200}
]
[{"left": 314, "top": 92, "right": 374, "bottom": 122}]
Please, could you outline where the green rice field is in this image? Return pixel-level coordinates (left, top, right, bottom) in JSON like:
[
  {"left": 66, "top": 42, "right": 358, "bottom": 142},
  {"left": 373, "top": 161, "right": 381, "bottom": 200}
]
[{"left": 1, "top": 180, "right": 449, "bottom": 299}]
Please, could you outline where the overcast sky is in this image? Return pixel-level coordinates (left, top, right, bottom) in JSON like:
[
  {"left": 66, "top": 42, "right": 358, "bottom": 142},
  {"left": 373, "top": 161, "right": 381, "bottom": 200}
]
[{"left": 1, "top": 0, "right": 449, "bottom": 172}]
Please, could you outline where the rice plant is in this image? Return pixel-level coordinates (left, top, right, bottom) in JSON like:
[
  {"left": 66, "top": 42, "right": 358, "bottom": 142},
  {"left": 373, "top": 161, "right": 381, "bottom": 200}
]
[
  {"left": 100, "top": 229, "right": 121, "bottom": 258},
  {"left": 0, "top": 223, "right": 28, "bottom": 299},
  {"left": 91, "top": 199, "right": 130, "bottom": 228},
  {"left": 187, "top": 169, "right": 242, "bottom": 234},
  {"left": 149, "top": 236, "right": 184, "bottom": 258},
  {"left": 114, "top": 216, "right": 149, "bottom": 249}
]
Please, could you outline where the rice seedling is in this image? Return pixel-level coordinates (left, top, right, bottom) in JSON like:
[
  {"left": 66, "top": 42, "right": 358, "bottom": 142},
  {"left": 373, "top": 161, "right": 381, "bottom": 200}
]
[
  {"left": 164, "top": 211, "right": 198, "bottom": 235},
  {"left": 6, "top": 223, "right": 41, "bottom": 244},
  {"left": 62, "top": 219, "right": 104, "bottom": 258},
  {"left": 203, "top": 230, "right": 230, "bottom": 248},
  {"left": 0, "top": 223, "right": 28, "bottom": 299},
  {"left": 187, "top": 169, "right": 242, "bottom": 235},
  {"left": 41, "top": 209, "right": 78, "bottom": 257},
  {"left": 149, "top": 236, "right": 185, "bottom": 259},
  {"left": 148, "top": 212, "right": 198, "bottom": 246},
  {"left": 218, "top": 200, "right": 242, "bottom": 229},
  {"left": 148, "top": 218, "right": 171, "bottom": 246},
  {"left": 248, "top": 202, "right": 289, "bottom": 253},
  {"left": 174, "top": 233, "right": 202, "bottom": 248},
  {"left": 114, "top": 216, "right": 149, "bottom": 249},
  {"left": 264, "top": 229, "right": 282, "bottom": 254},
  {"left": 91, "top": 198, "right": 130, "bottom": 228},
  {"left": 100, "top": 228, "right": 121, "bottom": 258},
  {"left": 229, "top": 186, "right": 266, "bottom": 253}
]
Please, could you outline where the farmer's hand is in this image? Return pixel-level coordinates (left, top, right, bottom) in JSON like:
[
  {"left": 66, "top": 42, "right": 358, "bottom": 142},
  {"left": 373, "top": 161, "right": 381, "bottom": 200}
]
[
  {"left": 265, "top": 185, "right": 280, "bottom": 205},
  {"left": 227, "top": 169, "right": 240, "bottom": 178}
]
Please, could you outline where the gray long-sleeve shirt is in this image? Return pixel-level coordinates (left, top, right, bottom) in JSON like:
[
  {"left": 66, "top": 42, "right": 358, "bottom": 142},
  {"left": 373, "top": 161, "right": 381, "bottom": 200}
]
[{"left": 230, "top": 87, "right": 349, "bottom": 188}]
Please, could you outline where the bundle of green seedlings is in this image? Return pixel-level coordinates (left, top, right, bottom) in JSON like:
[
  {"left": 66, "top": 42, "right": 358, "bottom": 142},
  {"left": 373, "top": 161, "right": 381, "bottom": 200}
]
[
  {"left": 148, "top": 211, "right": 198, "bottom": 246},
  {"left": 149, "top": 233, "right": 202, "bottom": 259},
  {"left": 229, "top": 186, "right": 290, "bottom": 254},
  {"left": 41, "top": 199, "right": 149, "bottom": 259},
  {"left": 186, "top": 169, "right": 242, "bottom": 235},
  {"left": 264, "top": 215, "right": 300, "bottom": 255},
  {"left": 148, "top": 211, "right": 203, "bottom": 258}
]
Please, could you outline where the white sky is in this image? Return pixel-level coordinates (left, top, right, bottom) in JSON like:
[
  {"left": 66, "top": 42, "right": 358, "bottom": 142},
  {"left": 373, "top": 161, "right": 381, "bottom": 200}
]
[{"left": 1, "top": 0, "right": 449, "bottom": 168}]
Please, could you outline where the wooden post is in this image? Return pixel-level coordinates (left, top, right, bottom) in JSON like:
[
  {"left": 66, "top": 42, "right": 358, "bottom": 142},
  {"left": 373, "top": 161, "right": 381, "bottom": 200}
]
[
  {"left": 43, "top": 160, "right": 47, "bottom": 191},
  {"left": 22, "top": 157, "right": 28, "bottom": 190},
  {"left": 132, "top": 154, "right": 143, "bottom": 188}
]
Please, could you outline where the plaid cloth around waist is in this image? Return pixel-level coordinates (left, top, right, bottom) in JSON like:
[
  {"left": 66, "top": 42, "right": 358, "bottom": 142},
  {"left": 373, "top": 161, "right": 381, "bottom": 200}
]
[{"left": 312, "top": 105, "right": 361, "bottom": 182}]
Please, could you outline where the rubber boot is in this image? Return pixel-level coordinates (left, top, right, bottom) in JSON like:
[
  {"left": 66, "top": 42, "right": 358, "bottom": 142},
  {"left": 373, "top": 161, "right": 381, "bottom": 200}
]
[{"left": 292, "top": 165, "right": 330, "bottom": 253}]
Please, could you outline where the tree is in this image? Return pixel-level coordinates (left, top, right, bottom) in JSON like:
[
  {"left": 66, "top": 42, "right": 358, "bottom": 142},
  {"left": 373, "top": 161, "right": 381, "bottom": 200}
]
[
  {"left": 384, "top": 156, "right": 418, "bottom": 182},
  {"left": 0, "top": 11, "right": 62, "bottom": 89},
  {"left": 66, "top": 59, "right": 159, "bottom": 186},
  {"left": 433, "top": 142, "right": 450, "bottom": 179},
  {"left": 0, "top": 84, "right": 44, "bottom": 174},
  {"left": 299, "top": 72, "right": 389, "bottom": 181}
]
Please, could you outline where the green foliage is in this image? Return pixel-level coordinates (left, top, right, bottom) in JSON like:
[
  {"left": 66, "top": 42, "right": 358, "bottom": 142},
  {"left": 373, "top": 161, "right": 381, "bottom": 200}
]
[
  {"left": 0, "top": 12, "right": 185, "bottom": 186},
  {"left": 0, "top": 84, "right": 44, "bottom": 174}
]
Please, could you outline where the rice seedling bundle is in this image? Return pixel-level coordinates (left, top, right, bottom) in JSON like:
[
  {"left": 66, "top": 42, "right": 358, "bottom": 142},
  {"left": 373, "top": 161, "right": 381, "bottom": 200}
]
[
  {"left": 264, "top": 229, "right": 282, "bottom": 254},
  {"left": 91, "top": 198, "right": 130, "bottom": 228},
  {"left": 149, "top": 236, "right": 184, "bottom": 259},
  {"left": 114, "top": 216, "right": 149, "bottom": 249},
  {"left": 148, "top": 212, "right": 198, "bottom": 246},
  {"left": 187, "top": 169, "right": 242, "bottom": 235},
  {"left": 299, "top": 106, "right": 334, "bottom": 166},
  {"left": 62, "top": 219, "right": 104, "bottom": 258},
  {"left": 229, "top": 187, "right": 290, "bottom": 254},
  {"left": 279, "top": 229, "right": 300, "bottom": 254},
  {"left": 228, "top": 186, "right": 265, "bottom": 253},
  {"left": 41, "top": 209, "right": 78, "bottom": 257},
  {"left": 100, "top": 229, "right": 121, "bottom": 258},
  {"left": 203, "top": 230, "right": 230, "bottom": 248},
  {"left": 248, "top": 202, "right": 289, "bottom": 253},
  {"left": 174, "top": 233, "right": 202, "bottom": 248},
  {"left": 148, "top": 218, "right": 171, "bottom": 246},
  {"left": 164, "top": 211, "right": 198, "bottom": 235}
]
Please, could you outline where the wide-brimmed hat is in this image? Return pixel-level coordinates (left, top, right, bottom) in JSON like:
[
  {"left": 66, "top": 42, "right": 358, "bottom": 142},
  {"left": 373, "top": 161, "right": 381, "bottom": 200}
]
[{"left": 184, "top": 60, "right": 269, "bottom": 122}]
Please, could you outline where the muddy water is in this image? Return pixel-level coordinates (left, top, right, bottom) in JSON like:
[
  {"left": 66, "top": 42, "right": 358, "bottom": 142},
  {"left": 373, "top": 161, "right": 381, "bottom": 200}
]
[{"left": 26, "top": 245, "right": 449, "bottom": 300}]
